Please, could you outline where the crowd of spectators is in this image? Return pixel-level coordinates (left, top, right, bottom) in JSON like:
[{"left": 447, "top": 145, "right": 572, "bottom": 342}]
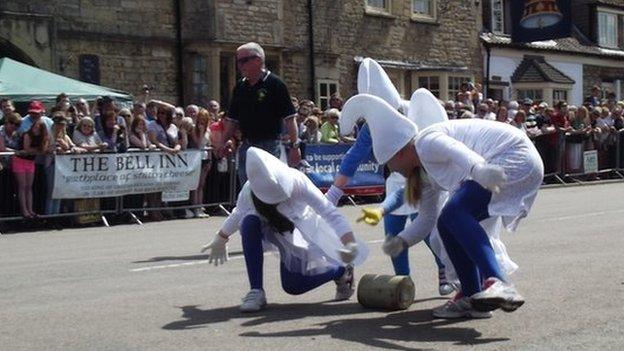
[
  {"left": 1, "top": 82, "right": 623, "bottom": 226},
  {"left": 0, "top": 93, "right": 228, "bottom": 223},
  {"left": 441, "top": 83, "right": 624, "bottom": 175}
]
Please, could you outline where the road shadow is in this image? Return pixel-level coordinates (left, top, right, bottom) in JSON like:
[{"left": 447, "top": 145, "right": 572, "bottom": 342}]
[
  {"left": 163, "top": 301, "right": 367, "bottom": 330},
  {"left": 240, "top": 309, "right": 509, "bottom": 350},
  {"left": 133, "top": 250, "right": 244, "bottom": 263},
  {"left": 163, "top": 301, "right": 509, "bottom": 350}
]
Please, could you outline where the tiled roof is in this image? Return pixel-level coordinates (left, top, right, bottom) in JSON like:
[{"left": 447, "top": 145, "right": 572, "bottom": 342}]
[
  {"left": 511, "top": 55, "right": 575, "bottom": 84},
  {"left": 594, "top": 0, "right": 624, "bottom": 7},
  {"left": 481, "top": 32, "right": 624, "bottom": 61}
]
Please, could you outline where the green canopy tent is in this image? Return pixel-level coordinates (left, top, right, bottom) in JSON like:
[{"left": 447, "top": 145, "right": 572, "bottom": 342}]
[{"left": 0, "top": 57, "right": 133, "bottom": 104}]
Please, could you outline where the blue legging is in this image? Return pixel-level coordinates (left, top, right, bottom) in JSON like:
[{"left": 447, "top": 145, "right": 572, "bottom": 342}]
[
  {"left": 383, "top": 213, "right": 444, "bottom": 275},
  {"left": 241, "top": 215, "right": 345, "bottom": 295},
  {"left": 437, "top": 180, "right": 505, "bottom": 297}
]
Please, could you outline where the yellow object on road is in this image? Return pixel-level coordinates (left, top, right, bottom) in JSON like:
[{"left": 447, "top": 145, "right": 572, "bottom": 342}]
[{"left": 356, "top": 207, "right": 383, "bottom": 225}]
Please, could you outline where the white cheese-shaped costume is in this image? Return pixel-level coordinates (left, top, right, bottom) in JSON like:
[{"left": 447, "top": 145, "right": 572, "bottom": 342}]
[{"left": 220, "top": 147, "right": 369, "bottom": 275}]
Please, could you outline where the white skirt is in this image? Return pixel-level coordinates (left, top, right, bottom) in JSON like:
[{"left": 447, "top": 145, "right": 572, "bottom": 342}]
[
  {"left": 258, "top": 208, "right": 369, "bottom": 276},
  {"left": 260, "top": 224, "right": 340, "bottom": 276},
  {"left": 489, "top": 142, "right": 544, "bottom": 232}
]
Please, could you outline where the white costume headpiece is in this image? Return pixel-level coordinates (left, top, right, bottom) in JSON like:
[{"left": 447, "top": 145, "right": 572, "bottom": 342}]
[
  {"left": 246, "top": 147, "right": 294, "bottom": 204},
  {"left": 357, "top": 58, "right": 409, "bottom": 114},
  {"left": 407, "top": 88, "right": 448, "bottom": 130},
  {"left": 340, "top": 94, "right": 417, "bottom": 164}
]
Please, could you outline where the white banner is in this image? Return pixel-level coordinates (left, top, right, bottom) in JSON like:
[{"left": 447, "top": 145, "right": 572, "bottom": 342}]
[
  {"left": 53, "top": 151, "right": 202, "bottom": 199},
  {"left": 583, "top": 150, "right": 598, "bottom": 174}
]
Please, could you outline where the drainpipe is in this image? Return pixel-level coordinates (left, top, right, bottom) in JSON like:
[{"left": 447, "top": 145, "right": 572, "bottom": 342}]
[
  {"left": 485, "top": 43, "right": 491, "bottom": 99},
  {"left": 174, "top": 0, "right": 185, "bottom": 105},
  {"left": 307, "top": 0, "right": 316, "bottom": 101}
]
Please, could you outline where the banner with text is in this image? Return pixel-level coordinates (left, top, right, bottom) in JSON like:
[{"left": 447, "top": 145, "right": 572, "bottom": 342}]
[
  {"left": 303, "top": 144, "right": 385, "bottom": 195},
  {"left": 53, "top": 151, "right": 202, "bottom": 199}
]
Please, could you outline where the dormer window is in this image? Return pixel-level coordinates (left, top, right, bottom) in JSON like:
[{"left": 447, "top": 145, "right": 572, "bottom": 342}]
[{"left": 597, "top": 11, "right": 618, "bottom": 48}]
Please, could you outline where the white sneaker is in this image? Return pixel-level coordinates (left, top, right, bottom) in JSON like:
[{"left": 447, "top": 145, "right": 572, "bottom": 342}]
[
  {"left": 432, "top": 293, "right": 492, "bottom": 319},
  {"left": 184, "top": 209, "right": 195, "bottom": 219},
  {"left": 471, "top": 277, "right": 525, "bottom": 312},
  {"left": 438, "top": 269, "right": 455, "bottom": 296},
  {"left": 240, "top": 289, "right": 267, "bottom": 312},
  {"left": 439, "top": 283, "right": 455, "bottom": 296},
  {"left": 334, "top": 265, "right": 354, "bottom": 301},
  {"left": 194, "top": 208, "right": 209, "bottom": 218}
]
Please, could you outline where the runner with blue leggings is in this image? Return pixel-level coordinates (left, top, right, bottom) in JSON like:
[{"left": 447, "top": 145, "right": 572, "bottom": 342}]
[{"left": 325, "top": 123, "right": 454, "bottom": 295}]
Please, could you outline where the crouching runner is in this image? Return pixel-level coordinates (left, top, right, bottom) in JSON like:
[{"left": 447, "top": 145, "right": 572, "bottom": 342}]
[{"left": 201, "top": 147, "right": 369, "bottom": 312}]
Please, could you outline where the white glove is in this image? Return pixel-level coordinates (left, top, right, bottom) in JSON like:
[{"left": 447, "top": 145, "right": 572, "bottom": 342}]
[
  {"left": 337, "top": 242, "right": 358, "bottom": 264},
  {"left": 325, "top": 185, "right": 344, "bottom": 206},
  {"left": 200, "top": 233, "right": 229, "bottom": 266},
  {"left": 382, "top": 236, "right": 407, "bottom": 258},
  {"left": 470, "top": 163, "right": 507, "bottom": 194}
]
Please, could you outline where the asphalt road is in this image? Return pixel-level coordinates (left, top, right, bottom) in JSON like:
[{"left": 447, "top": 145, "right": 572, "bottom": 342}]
[{"left": 1, "top": 182, "right": 623, "bottom": 351}]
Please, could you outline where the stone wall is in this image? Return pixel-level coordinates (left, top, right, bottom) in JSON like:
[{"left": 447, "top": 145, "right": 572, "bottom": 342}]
[
  {"left": 1, "top": 1, "right": 179, "bottom": 102},
  {"left": 303, "top": 0, "right": 483, "bottom": 100},
  {"left": 1, "top": 0, "right": 483, "bottom": 105},
  {"left": 583, "top": 64, "right": 624, "bottom": 96}
]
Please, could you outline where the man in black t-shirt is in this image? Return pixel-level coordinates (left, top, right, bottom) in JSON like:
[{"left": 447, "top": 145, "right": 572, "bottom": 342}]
[{"left": 218, "top": 42, "right": 300, "bottom": 184}]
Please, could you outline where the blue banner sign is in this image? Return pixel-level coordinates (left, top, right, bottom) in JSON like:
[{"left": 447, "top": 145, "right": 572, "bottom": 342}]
[{"left": 303, "top": 144, "right": 385, "bottom": 195}]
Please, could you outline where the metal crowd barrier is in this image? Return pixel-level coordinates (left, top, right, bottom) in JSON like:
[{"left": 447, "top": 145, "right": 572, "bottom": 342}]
[
  {"left": 559, "top": 128, "right": 624, "bottom": 183},
  {"left": 0, "top": 148, "right": 238, "bottom": 233},
  {"left": 530, "top": 131, "right": 566, "bottom": 184},
  {"left": 3, "top": 132, "right": 624, "bottom": 234}
]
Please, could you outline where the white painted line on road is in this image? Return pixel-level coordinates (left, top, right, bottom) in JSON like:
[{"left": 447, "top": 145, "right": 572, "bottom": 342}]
[
  {"left": 131, "top": 259, "right": 215, "bottom": 272},
  {"left": 538, "top": 208, "right": 624, "bottom": 222},
  {"left": 130, "top": 208, "right": 624, "bottom": 273},
  {"left": 130, "top": 238, "right": 387, "bottom": 272}
]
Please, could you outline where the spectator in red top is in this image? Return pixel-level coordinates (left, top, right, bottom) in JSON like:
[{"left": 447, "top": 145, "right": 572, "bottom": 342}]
[{"left": 551, "top": 102, "right": 571, "bottom": 131}]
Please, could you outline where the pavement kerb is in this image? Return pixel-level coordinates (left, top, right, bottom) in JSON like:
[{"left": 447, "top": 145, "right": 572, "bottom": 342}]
[{"left": 540, "top": 178, "right": 624, "bottom": 189}]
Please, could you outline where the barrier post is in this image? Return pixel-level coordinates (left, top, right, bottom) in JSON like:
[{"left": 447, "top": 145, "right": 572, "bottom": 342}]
[
  {"left": 219, "top": 154, "right": 237, "bottom": 216},
  {"left": 615, "top": 129, "right": 624, "bottom": 178}
]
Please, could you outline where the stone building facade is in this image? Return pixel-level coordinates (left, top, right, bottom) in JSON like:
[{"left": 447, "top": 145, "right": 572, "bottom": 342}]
[{"left": 1, "top": 1, "right": 483, "bottom": 108}]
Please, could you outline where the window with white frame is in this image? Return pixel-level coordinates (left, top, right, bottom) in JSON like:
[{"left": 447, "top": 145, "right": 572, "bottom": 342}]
[
  {"left": 412, "top": 0, "right": 435, "bottom": 19},
  {"left": 366, "top": 0, "right": 391, "bottom": 12},
  {"left": 553, "top": 89, "right": 568, "bottom": 103},
  {"left": 491, "top": 0, "right": 504, "bottom": 34},
  {"left": 598, "top": 11, "right": 618, "bottom": 48},
  {"left": 448, "top": 76, "right": 472, "bottom": 100},
  {"left": 193, "top": 56, "right": 208, "bottom": 102},
  {"left": 516, "top": 89, "right": 543, "bottom": 101},
  {"left": 417, "top": 76, "right": 440, "bottom": 97},
  {"left": 317, "top": 80, "right": 339, "bottom": 110}
]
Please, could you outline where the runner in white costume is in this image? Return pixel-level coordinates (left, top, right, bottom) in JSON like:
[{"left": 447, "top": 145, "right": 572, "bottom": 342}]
[
  {"left": 340, "top": 94, "right": 543, "bottom": 319},
  {"left": 324, "top": 58, "right": 453, "bottom": 295},
  {"left": 202, "top": 147, "right": 369, "bottom": 312}
]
